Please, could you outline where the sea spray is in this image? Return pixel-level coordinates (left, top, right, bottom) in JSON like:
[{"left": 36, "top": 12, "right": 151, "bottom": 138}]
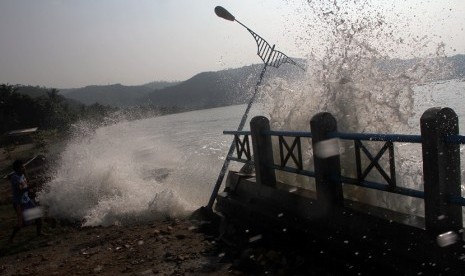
[
  {"left": 38, "top": 119, "right": 192, "bottom": 226},
  {"left": 37, "top": 105, "right": 253, "bottom": 226},
  {"left": 36, "top": 1, "right": 462, "bottom": 225},
  {"left": 260, "top": 0, "right": 454, "bottom": 216}
]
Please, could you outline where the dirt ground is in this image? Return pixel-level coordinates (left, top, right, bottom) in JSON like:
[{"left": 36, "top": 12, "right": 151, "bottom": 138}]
[
  {"left": 0, "top": 142, "right": 242, "bottom": 276},
  {"left": 0, "top": 218, "right": 237, "bottom": 276}
]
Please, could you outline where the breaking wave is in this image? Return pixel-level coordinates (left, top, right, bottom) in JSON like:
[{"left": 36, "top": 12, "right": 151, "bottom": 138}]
[
  {"left": 260, "top": 0, "right": 457, "bottom": 216},
  {"left": 37, "top": 0, "right": 462, "bottom": 225}
]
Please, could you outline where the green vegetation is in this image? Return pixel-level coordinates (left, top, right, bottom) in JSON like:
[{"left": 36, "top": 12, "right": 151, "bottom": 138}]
[
  {"left": 0, "top": 83, "right": 190, "bottom": 145},
  {"left": 0, "top": 84, "right": 114, "bottom": 134},
  {"left": 0, "top": 83, "right": 119, "bottom": 165}
]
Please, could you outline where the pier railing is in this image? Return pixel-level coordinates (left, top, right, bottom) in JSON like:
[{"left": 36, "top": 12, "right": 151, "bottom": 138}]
[{"left": 223, "top": 107, "right": 464, "bottom": 236}]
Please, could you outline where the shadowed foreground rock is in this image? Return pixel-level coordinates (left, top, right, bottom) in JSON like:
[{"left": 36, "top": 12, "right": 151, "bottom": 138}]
[{"left": 0, "top": 219, "right": 239, "bottom": 276}]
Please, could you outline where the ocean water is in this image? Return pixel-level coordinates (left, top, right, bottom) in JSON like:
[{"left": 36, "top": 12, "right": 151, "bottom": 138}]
[
  {"left": 38, "top": 0, "right": 465, "bottom": 226},
  {"left": 38, "top": 104, "right": 262, "bottom": 226},
  {"left": 37, "top": 79, "right": 465, "bottom": 226}
]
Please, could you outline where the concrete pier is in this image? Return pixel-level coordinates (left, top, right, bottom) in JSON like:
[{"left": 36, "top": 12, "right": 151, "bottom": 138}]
[{"left": 215, "top": 107, "right": 465, "bottom": 273}]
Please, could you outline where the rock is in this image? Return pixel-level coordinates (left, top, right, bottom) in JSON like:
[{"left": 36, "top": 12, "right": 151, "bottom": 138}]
[
  {"left": 93, "top": 265, "right": 103, "bottom": 273},
  {"left": 265, "top": 250, "right": 282, "bottom": 264},
  {"left": 138, "top": 269, "right": 155, "bottom": 275},
  {"left": 175, "top": 234, "right": 186, "bottom": 240},
  {"left": 188, "top": 226, "right": 198, "bottom": 231}
]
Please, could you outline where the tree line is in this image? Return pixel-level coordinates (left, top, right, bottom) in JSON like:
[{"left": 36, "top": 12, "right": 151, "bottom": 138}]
[
  {"left": 0, "top": 83, "right": 191, "bottom": 142},
  {"left": 0, "top": 83, "right": 118, "bottom": 135}
]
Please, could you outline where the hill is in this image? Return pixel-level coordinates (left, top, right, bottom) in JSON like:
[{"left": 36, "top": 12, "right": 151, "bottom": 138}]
[
  {"left": 144, "top": 63, "right": 305, "bottom": 109},
  {"left": 60, "top": 84, "right": 154, "bottom": 107},
  {"left": 14, "top": 85, "right": 83, "bottom": 111},
  {"left": 56, "top": 55, "right": 465, "bottom": 110},
  {"left": 57, "top": 62, "right": 304, "bottom": 109},
  {"left": 59, "top": 81, "right": 180, "bottom": 108},
  {"left": 142, "top": 80, "right": 180, "bottom": 90},
  {"left": 377, "top": 54, "right": 465, "bottom": 80}
]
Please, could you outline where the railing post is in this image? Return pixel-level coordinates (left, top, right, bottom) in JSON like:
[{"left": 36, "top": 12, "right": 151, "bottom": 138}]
[
  {"left": 250, "top": 116, "right": 276, "bottom": 187},
  {"left": 420, "top": 107, "right": 462, "bottom": 236},
  {"left": 310, "top": 112, "right": 343, "bottom": 212}
]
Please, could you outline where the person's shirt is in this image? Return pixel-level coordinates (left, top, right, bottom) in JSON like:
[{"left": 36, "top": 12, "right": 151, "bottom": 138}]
[{"left": 10, "top": 172, "right": 29, "bottom": 205}]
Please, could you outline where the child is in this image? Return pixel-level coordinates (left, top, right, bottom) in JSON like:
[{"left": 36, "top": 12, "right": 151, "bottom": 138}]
[{"left": 9, "top": 159, "right": 42, "bottom": 242}]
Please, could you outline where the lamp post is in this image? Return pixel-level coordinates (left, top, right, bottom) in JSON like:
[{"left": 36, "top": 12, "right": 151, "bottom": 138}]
[{"left": 206, "top": 6, "right": 305, "bottom": 211}]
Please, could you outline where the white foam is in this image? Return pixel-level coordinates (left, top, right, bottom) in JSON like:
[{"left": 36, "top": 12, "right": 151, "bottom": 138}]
[
  {"left": 37, "top": 1, "right": 463, "bottom": 225},
  {"left": 259, "top": 0, "right": 456, "bottom": 216},
  {"left": 37, "top": 105, "right": 254, "bottom": 226}
]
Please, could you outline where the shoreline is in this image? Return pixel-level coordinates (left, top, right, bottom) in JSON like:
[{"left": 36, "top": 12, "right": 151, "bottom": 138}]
[
  {"left": 0, "top": 218, "right": 237, "bottom": 275},
  {"left": 0, "top": 138, "right": 240, "bottom": 275},
  {"left": 3, "top": 133, "right": 421, "bottom": 275}
]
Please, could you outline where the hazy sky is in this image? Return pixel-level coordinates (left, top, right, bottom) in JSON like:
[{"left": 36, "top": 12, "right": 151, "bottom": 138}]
[{"left": 0, "top": 0, "right": 464, "bottom": 88}]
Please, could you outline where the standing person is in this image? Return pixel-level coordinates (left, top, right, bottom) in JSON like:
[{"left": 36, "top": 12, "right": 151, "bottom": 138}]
[{"left": 9, "top": 159, "right": 42, "bottom": 242}]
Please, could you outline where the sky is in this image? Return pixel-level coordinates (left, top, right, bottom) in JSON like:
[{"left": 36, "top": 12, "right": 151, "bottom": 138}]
[{"left": 0, "top": 0, "right": 464, "bottom": 88}]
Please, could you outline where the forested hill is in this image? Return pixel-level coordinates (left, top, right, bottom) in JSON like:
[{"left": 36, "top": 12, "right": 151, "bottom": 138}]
[
  {"left": 56, "top": 55, "right": 465, "bottom": 110},
  {"left": 58, "top": 63, "right": 304, "bottom": 109},
  {"left": 2, "top": 55, "right": 463, "bottom": 134},
  {"left": 60, "top": 81, "right": 181, "bottom": 107},
  {"left": 61, "top": 84, "right": 154, "bottom": 107},
  {"left": 145, "top": 65, "right": 261, "bottom": 109}
]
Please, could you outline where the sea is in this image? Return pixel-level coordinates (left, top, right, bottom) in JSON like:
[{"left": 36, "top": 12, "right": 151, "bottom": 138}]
[
  {"left": 37, "top": 1, "right": 465, "bottom": 226},
  {"left": 36, "top": 78, "right": 465, "bottom": 226},
  {"left": 38, "top": 104, "right": 262, "bottom": 226}
]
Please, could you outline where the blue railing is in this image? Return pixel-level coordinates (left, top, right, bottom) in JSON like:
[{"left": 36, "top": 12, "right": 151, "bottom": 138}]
[
  {"left": 222, "top": 108, "right": 465, "bottom": 236},
  {"left": 329, "top": 132, "right": 422, "bottom": 143},
  {"left": 224, "top": 127, "right": 465, "bottom": 207}
]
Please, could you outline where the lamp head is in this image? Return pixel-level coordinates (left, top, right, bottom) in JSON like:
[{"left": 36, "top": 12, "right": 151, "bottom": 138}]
[{"left": 215, "top": 6, "right": 235, "bottom": 21}]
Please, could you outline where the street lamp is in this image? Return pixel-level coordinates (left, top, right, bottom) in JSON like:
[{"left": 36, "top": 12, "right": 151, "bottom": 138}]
[{"left": 206, "top": 6, "right": 305, "bottom": 211}]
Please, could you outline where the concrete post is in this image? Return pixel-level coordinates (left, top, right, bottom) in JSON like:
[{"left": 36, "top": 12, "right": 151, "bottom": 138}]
[
  {"left": 250, "top": 116, "right": 276, "bottom": 187},
  {"left": 310, "top": 112, "right": 344, "bottom": 211},
  {"left": 421, "top": 107, "right": 462, "bottom": 236}
]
